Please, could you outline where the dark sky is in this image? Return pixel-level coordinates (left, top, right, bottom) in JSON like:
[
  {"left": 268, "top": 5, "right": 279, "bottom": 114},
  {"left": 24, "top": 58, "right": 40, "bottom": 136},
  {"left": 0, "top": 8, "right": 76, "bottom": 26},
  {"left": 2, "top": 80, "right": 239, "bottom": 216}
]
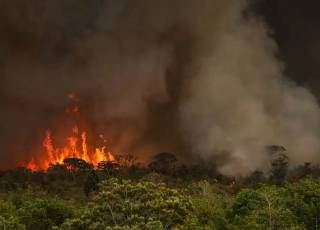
[{"left": 257, "top": 0, "right": 320, "bottom": 98}]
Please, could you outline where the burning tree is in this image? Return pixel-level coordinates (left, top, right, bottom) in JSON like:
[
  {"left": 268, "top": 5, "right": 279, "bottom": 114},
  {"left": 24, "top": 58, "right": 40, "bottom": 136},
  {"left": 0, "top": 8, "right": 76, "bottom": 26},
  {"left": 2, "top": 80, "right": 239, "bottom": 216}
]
[{"left": 23, "top": 94, "right": 117, "bottom": 171}]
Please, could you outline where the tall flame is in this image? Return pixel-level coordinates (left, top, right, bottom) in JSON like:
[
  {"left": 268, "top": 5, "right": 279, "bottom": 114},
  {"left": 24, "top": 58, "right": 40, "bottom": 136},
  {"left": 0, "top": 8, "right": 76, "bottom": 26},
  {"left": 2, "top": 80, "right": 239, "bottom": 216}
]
[
  {"left": 24, "top": 93, "right": 116, "bottom": 171},
  {"left": 25, "top": 127, "right": 115, "bottom": 171}
]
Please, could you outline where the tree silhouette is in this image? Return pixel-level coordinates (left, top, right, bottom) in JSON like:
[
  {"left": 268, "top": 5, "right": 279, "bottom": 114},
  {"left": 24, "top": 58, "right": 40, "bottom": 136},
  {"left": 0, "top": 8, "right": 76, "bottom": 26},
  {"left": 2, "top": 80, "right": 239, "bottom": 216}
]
[
  {"left": 63, "top": 158, "right": 93, "bottom": 172},
  {"left": 148, "top": 152, "right": 177, "bottom": 175},
  {"left": 84, "top": 170, "right": 99, "bottom": 197}
]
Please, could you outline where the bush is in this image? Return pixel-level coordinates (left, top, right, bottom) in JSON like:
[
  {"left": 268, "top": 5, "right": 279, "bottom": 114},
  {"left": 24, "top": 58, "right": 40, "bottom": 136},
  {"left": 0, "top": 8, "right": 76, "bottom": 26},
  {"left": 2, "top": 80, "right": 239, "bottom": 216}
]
[
  {"left": 18, "top": 197, "right": 75, "bottom": 230},
  {"left": 61, "top": 178, "right": 193, "bottom": 229},
  {"left": 0, "top": 216, "right": 25, "bottom": 230},
  {"left": 0, "top": 199, "right": 17, "bottom": 218},
  {"left": 231, "top": 186, "right": 305, "bottom": 229},
  {"left": 0, "top": 199, "right": 25, "bottom": 229},
  {"left": 284, "top": 179, "right": 320, "bottom": 229}
]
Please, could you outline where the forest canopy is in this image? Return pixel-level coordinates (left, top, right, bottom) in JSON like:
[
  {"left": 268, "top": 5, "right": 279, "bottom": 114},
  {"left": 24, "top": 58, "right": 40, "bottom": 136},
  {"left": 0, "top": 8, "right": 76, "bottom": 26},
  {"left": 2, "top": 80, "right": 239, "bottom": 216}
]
[{"left": 0, "top": 152, "right": 319, "bottom": 229}]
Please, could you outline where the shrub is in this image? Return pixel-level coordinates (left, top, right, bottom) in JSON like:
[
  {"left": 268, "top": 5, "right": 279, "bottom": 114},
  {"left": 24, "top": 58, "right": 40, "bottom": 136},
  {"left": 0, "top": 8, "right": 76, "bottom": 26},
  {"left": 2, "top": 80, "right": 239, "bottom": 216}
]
[{"left": 61, "top": 178, "right": 193, "bottom": 229}]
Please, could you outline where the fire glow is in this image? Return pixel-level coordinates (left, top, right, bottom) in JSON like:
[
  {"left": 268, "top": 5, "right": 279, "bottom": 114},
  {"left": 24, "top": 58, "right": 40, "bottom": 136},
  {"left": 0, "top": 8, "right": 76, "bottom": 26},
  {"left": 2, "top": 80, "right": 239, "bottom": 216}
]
[
  {"left": 25, "top": 93, "right": 115, "bottom": 171},
  {"left": 26, "top": 127, "right": 115, "bottom": 171}
]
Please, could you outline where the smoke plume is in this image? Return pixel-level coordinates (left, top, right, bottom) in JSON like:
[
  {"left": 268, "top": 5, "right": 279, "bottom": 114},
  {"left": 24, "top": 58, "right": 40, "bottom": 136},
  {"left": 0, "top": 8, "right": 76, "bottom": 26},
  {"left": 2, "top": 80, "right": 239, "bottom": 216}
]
[{"left": 1, "top": 0, "right": 320, "bottom": 175}]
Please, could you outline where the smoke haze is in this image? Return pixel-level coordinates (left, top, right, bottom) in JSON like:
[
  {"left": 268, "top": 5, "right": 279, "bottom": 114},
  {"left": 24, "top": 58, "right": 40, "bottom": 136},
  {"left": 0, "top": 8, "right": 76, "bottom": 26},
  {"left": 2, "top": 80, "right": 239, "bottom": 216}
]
[{"left": 1, "top": 0, "right": 320, "bottom": 175}]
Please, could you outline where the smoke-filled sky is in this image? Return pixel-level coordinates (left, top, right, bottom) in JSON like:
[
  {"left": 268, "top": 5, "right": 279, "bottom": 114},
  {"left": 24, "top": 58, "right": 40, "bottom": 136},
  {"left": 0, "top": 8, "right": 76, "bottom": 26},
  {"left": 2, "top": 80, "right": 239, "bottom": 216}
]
[{"left": 1, "top": 0, "right": 320, "bottom": 175}]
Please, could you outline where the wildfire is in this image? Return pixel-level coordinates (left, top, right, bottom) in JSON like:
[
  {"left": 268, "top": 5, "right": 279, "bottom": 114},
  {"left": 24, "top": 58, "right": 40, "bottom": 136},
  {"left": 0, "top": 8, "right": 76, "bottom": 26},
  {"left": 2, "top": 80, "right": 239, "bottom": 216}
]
[
  {"left": 24, "top": 93, "right": 116, "bottom": 171},
  {"left": 24, "top": 127, "right": 115, "bottom": 171}
]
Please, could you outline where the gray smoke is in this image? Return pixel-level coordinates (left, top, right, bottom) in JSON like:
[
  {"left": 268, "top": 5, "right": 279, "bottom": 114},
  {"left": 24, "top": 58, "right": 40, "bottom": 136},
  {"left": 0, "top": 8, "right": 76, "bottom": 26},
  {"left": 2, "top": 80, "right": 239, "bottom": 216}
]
[
  {"left": 1, "top": 0, "right": 320, "bottom": 175},
  {"left": 179, "top": 4, "right": 320, "bottom": 174}
]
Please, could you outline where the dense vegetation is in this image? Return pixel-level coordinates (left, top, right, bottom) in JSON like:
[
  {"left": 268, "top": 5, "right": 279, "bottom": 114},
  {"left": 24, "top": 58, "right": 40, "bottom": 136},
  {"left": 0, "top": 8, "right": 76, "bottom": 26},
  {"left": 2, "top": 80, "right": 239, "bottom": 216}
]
[{"left": 1, "top": 151, "right": 320, "bottom": 229}]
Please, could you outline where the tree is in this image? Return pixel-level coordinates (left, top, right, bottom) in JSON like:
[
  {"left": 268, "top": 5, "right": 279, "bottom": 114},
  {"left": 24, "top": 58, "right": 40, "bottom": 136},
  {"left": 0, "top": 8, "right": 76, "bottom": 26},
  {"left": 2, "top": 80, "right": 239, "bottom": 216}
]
[
  {"left": 63, "top": 158, "right": 93, "bottom": 172},
  {"left": 148, "top": 152, "right": 177, "bottom": 175},
  {"left": 244, "top": 170, "right": 266, "bottom": 187},
  {"left": 97, "top": 161, "right": 120, "bottom": 177},
  {"left": 0, "top": 216, "right": 25, "bottom": 230},
  {"left": 231, "top": 186, "right": 305, "bottom": 229},
  {"left": 270, "top": 153, "right": 289, "bottom": 184},
  {"left": 0, "top": 199, "right": 25, "bottom": 229},
  {"left": 187, "top": 181, "right": 229, "bottom": 229},
  {"left": 0, "top": 199, "right": 17, "bottom": 218},
  {"left": 232, "top": 189, "right": 265, "bottom": 217},
  {"left": 310, "top": 165, "right": 320, "bottom": 179},
  {"left": 284, "top": 179, "right": 320, "bottom": 229},
  {"left": 17, "top": 197, "right": 75, "bottom": 230},
  {"left": 291, "top": 163, "right": 312, "bottom": 180},
  {"left": 61, "top": 179, "right": 193, "bottom": 229},
  {"left": 84, "top": 170, "right": 99, "bottom": 197}
]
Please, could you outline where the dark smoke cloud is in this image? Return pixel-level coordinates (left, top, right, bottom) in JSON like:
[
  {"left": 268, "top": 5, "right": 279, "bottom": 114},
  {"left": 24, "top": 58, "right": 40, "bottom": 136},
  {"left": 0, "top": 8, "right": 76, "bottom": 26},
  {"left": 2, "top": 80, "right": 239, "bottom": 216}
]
[{"left": 0, "top": 0, "right": 319, "bottom": 175}]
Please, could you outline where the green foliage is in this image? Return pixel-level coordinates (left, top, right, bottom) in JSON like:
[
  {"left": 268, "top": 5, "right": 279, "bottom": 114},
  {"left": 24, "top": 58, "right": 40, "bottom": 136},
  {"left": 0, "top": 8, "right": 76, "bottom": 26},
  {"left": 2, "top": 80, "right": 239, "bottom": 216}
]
[
  {"left": 190, "top": 196, "right": 229, "bottom": 229},
  {"left": 0, "top": 199, "right": 25, "bottom": 229},
  {"left": 232, "top": 189, "right": 265, "bottom": 217},
  {"left": 0, "top": 199, "right": 17, "bottom": 218},
  {"left": 1, "top": 159, "right": 320, "bottom": 230},
  {"left": 185, "top": 181, "right": 230, "bottom": 229},
  {"left": 61, "top": 178, "right": 193, "bottom": 229},
  {"left": 231, "top": 186, "right": 305, "bottom": 229},
  {"left": 18, "top": 197, "right": 75, "bottom": 230},
  {"left": 0, "top": 216, "right": 25, "bottom": 230},
  {"left": 284, "top": 179, "right": 320, "bottom": 229}
]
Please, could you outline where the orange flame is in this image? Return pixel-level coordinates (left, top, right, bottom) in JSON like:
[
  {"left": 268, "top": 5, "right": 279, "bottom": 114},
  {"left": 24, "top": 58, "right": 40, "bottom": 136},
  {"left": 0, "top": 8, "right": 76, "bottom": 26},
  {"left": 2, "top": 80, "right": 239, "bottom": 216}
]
[
  {"left": 25, "top": 127, "right": 115, "bottom": 171},
  {"left": 26, "top": 158, "right": 37, "bottom": 172},
  {"left": 24, "top": 93, "right": 116, "bottom": 171}
]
